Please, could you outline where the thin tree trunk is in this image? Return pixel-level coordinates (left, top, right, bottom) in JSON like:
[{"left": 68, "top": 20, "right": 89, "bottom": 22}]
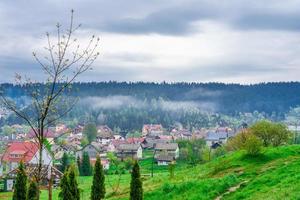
[
  {"left": 48, "top": 172, "right": 52, "bottom": 200},
  {"left": 37, "top": 141, "right": 43, "bottom": 200},
  {"left": 37, "top": 127, "right": 44, "bottom": 200}
]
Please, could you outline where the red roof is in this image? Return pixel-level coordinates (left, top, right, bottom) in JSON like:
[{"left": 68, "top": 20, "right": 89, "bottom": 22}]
[
  {"left": 27, "top": 128, "right": 55, "bottom": 138},
  {"left": 126, "top": 137, "right": 145, "bottom": 144},
  {"left": 158, "top": 135, "right": 173, "bottom": 140},
  {"left": 111, "top": 139, "right": 127, "bottom": 146},
  {"left": 143, "top": 124, "right": 163, "bottom": 131},
  {"left": 1, "top": 141, "right": 39, "bottom": 163}
]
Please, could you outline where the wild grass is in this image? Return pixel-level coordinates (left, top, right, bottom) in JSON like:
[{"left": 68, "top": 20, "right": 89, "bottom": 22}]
[{"left": 1, "top": 145, "right": 300, "bottom": 199}]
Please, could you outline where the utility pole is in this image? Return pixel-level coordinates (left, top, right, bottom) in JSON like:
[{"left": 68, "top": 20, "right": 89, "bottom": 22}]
[{"left": 151, "top": 149, "right": 156, "bottom": 177}]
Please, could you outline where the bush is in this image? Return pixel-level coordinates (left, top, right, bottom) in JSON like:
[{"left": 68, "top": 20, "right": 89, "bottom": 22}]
[
  {"left": 244, "top": 134, "right": 262, "bottom": 156},
  {"left": 250, "top": 120, "right": 291, "bottom": 147},
  {"left": 226, "top": 130, "right": 249, "bottom": 151},
  {"left": 227, "top": 130, "right": 262, "bottom": 156}
]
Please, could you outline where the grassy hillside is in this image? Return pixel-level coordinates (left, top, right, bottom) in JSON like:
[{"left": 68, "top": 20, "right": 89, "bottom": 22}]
[
  {"left": 1, "top": 145, "right": 300, "bottom": 199},
  {"left": 143, "top": 145, "right": 300, "bottom": 200}
]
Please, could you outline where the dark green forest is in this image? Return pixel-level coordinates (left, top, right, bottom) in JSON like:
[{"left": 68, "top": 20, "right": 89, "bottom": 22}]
[{"left": 1, "top": 82, "right": 300, "bottom": 131}]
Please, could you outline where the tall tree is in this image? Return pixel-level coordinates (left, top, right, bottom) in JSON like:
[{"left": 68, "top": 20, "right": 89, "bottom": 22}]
[
  {"left": 27, "top": 181, "right": 39, "bottom": 200},
  {"left": 83, "top": 123, "right": 97, "bottom": 143},
  {"left": 61, "top": 152, "right": 70, "bottom": 172},
  {"left": 59, "top": 168, "right": 72, "bottom": 200},
  {"left": 91, "top": 156, "right": 105, "bottom": 200},
  {"left": 76, "top": 155, "right": 82, "bottom": 175},
  {"left": 68, "top": 165, "right": 80, "bottom": 200},
  {"left": 13, "top": 162, "right": 27, "bottom": 200},
  {"left": 0, "top": 10, "right": 99, "bottom": 199},
  {"left": 81, "top": 152, "right": 92, "bottom": 176},
  {"left": 59, "top": 166, "right": 80, "bottom": 200},
  {"left": 130, "top": 161, "right": 143, "bottom": 200}
]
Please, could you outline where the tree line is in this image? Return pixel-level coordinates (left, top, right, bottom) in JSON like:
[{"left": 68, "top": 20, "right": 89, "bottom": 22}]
[
  {"left": 2, "top": 81, "right": 300, "bottom": 115},
  {"left": 12, "top": 157, "right": 143, "bottom": 200}
]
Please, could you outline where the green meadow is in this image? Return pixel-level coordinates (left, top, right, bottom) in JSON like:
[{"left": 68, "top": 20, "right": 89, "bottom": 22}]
[{"left": 1, "top": 145, "right": 300, "bottom": 199}]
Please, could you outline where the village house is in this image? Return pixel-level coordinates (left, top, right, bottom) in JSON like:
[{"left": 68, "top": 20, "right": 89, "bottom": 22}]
[
  {"left": 3, "top": 164, "right": 62, "bottom": 191},
  {"left": 142, "top": 124, "right": 164, "bottom": 137},
  {"left": 116, "top": 144, "right": 143, "bottom": 160},
  {"left": 67, "top": 134, "right": 82, "bottom": 145},
  {"left": 76, "top": 142, "right": 105, "bottom": 159},
  {"left": 0, "top": 141, "right": 53, "bottom": 176},
  {"left": 156, "top": 154, "right": 175, "bottom": 166},
  {"left": 192, "top": 129, "right": 207, "bottom": 139},
  {"left": 107, "top": 139, "right": 127, "bottom": 152},
  {"left": 126, "top": 137, "right": 144, "bottom": 144},
  {"left": 142, "top": 138, "right": 171, "bottom": 149},
  {"left": 90, "top": 158, "right": 110, "bottom": 170},
  {"left": 96, "top": 125, "right": 114, "bottom": 144},
  {"left": 27, "top": 128, "right": 56, "bottom": 144},
  {"left": 51, "top": 144, "right": 65, "bottom": 159},
  {"left": 55, "top": 124, "right": 68, "bottom": 134},
  {"left": 73, "top": 124, "right": 84, "bottom": 135},
  {"left": 205, "top": 131, "right": 228, "bottom": 148},
  {"left": 170, "top": 128, "right": 192, "bottom": 140},
  {"left": 155, "top": 143, "right": 179, "bottom": 159}
]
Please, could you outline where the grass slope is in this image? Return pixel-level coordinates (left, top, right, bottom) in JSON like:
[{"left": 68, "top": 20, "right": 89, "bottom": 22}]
[{"left": 1, "top": 145, "right": 300, "bottom": 199}]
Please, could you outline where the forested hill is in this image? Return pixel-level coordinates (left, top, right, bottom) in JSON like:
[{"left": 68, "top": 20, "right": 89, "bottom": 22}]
[{"left": 1, "top": 82, "right": 300, "bottom": 115}]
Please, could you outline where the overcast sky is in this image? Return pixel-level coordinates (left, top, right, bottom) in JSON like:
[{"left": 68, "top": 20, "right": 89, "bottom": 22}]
[{"left": 1, "top": 0, "right": 300, "bottom": 83}]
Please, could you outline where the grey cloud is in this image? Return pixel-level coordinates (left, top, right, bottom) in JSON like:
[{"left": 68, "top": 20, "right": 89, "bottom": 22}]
[
  {"left": 1, "top": 0, "right": 300, "bottom": 84},
  {"left": 103, "top": 5, "right": 215, "bottom": 35},
  {"left": 99, "top": 1, "right": 300, "bottom": 34},
  {"left": 232, "top": 12, "right": 300, "bottom": 31},
  {"left": 2, "top": 0, "right": 300, "bottom": 36}
]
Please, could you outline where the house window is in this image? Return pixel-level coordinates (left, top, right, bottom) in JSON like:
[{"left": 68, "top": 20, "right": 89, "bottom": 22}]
[{"left": 10, "top": 154, "right": 23, "bottom": 158}]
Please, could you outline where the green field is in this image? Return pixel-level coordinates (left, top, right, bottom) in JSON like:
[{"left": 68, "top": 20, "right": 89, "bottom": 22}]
[{"left": 1, "top": 145, "right": 300, "bottom": 199}]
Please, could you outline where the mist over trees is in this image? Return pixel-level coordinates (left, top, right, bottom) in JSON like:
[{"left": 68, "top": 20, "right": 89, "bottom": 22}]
[{"left": 2, "top": 82, "right": 300, "bottom": 131}]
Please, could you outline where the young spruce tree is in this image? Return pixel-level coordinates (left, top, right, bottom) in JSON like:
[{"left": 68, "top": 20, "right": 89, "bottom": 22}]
[
  {"left": 13, "top": 161, "right": 27, "bottom": 200},
  {"left": 59, "top": 169, "right": 72, "bottom": 200},
  {"left": 59, "top": 165, "right": 80, "bottom": 200},
  {"left": 27, "top": 181, "right": 39, "bottom": 200},
  {"left": 130, "top": 161, "right": 143, "bottom": 200},
  {"left": 91, "top": 156, "right": 105, "bottom": 200},
  {"left": 61, "top": 152, "right": 70, "bottom": 172},
  {"left": 77, "top": 155, "right": 82, "bottom": 176},
  {"left": 81, "top": 152, "right": 92, "bottom": 176},
  {"left": 68, "top": 165, "right": 80, "bottom": 200}
]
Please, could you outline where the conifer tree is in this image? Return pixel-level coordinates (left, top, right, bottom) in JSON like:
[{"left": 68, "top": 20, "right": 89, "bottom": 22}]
[
  {"left": 68, "top": 165, "right": 80, "bottom": 200},
  {"left": 59, "top": 166, "right": 80, "bottom": 200},
  {"left": 77, "top": 155, "right": 82, "bottom": 176},
  {"left": 81, "top": 152, "right": 92, "bottom": 176},
  {"left": 130, "top": 161, "right": 143, "bottom": 200},
  {"left": 61, "top": 152, "right": 70, "bottom": 173},
  {"left": 59, "top": 169, "right": 72, "bottom": 200},
  {"left": 27, "top": 181, "right": 39, "bottom": 200},
  {"left": 13, "top": 161, "right": 27, "bottom": 200},
  {"left": 91, "top": 156, "right": 105, "bottom": 200}
]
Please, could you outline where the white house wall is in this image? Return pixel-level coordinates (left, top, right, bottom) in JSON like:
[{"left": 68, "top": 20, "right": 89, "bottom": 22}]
[{"left": 29, "top": 149, "right": 53, "bottom": 166}]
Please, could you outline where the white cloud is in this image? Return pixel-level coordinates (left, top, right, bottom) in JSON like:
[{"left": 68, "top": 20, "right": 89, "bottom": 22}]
[{"left": 1, "top": 0, "right": 300, "bottom": 83}]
